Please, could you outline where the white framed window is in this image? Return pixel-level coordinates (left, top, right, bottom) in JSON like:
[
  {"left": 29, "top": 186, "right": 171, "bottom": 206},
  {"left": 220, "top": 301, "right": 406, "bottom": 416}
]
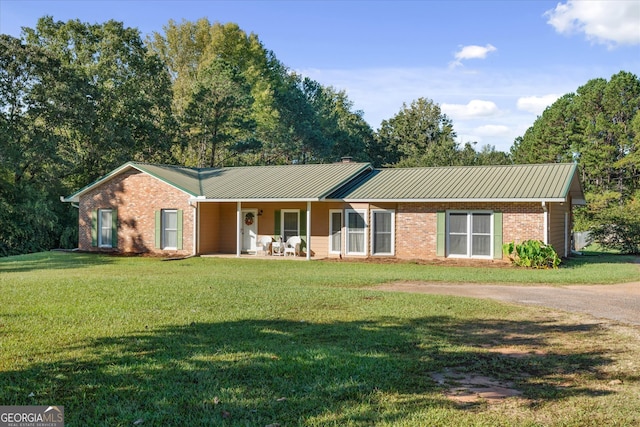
[
  {"left": 372, "top": 209, "right": 394, "bottom": 256},
  {"left": 346, "top": 209, "right": 367, "bottom": 255},
  {"left": 447, "top": 211, "right": 492, "bottom": 258},
  {"left": 281, "top": 209, "right": 299, "bottom": 242},
  {"left": 99, "top": 209, "right": 113, "bottom": 248},
  {"left": 162, "top": 209, "right": 178, "bottom": 250},
  {"left": 329, "top": 210, "right": 343, "bottom": 254}
]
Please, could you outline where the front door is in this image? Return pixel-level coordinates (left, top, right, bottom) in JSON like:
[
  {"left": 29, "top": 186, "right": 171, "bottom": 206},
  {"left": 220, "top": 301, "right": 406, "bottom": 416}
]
[{"left": 241, "top": 209, "right": 258, "bottom": 253}]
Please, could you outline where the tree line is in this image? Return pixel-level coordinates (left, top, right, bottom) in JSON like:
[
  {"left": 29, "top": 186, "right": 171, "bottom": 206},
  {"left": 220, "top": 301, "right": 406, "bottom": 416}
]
[{"left": 1, "top": 17, "right": 638, "bottom": 255}]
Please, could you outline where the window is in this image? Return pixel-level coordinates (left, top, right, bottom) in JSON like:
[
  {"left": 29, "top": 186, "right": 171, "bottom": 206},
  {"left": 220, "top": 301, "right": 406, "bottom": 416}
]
[
  {"left": 346, "top": 209, "right": 367, "bottom": 255},
  {"left": 99, "top": 209, "right": 113, "bottom": 248},
  {"left": 162, "top": 209, "right": 178, "bottom": 249},
  {"left": 281, "top": 210, "right": 299, "bottom": 241},
  {"left": 372, "top": 209, "right": 394, "bottom": 255},
  {"left": 329, "top": 210, "right": 342, "bottom": 254},
  {"left": 447, "top": 211, "right": 492, "bottom": 258}
]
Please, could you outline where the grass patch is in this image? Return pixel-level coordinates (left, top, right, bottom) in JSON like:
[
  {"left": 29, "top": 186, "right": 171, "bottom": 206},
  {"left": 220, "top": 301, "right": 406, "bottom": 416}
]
[{"left": 0, "top": 252, "right": 639, "bottom": 426}]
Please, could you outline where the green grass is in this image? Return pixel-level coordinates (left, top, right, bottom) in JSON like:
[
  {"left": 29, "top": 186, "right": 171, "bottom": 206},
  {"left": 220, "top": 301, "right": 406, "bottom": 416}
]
[{"left": 1, "top": 252, "right": 639, "bottom": 426}]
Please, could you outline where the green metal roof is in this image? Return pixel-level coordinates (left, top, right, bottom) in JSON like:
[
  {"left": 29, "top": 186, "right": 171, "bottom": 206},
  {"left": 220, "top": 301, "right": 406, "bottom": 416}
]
[
  {"left": 62, "top": 161, "right": 373, "bottom": 202},
  {"left": 63, "top": 161, "right": 584, "bottom": 205},
  {"left": 327, "top": 163, "right": 585, "bottom": 204},
  {"left": 198, "top": 163, "right": 372, "bottom": 200}
]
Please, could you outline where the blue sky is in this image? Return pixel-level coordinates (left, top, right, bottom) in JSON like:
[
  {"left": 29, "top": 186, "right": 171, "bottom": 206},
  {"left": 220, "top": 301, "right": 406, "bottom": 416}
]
[{"left": 2, "top": 0, "right": 639, "bottom": 152}]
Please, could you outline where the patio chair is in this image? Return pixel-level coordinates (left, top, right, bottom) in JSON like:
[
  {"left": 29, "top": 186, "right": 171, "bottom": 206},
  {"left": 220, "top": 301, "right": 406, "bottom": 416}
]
[
  {"left": 284, "top": 236, "right": 302, "bottom": 257},
  {"left": 259, "top": 236, "right": 273, "bottom": 256}
]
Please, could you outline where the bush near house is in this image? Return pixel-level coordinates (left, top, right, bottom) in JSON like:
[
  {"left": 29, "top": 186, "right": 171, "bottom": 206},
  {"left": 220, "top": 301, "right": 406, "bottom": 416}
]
[{"left": 503, "top": 240, "right": 561, "bottom": 269}]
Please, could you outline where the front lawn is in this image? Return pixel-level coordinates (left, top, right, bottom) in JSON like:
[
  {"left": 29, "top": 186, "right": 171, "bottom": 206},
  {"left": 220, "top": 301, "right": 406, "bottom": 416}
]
[{"left": 0, "top": 252, "right": 638, "bottom": 426}]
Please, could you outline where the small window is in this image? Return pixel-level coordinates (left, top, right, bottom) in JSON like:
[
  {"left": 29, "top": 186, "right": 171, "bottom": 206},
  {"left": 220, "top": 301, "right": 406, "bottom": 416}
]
[
  {"left": 99, "top": 209, "right": 113, "bottom": 248},
  {"left": 346, "top": 209, "right": 367, "bottom": 255},
  {"left": 329, "top": 210, "right": 342, "bottom": 254},
  {"left": 162, "top": 209, "right": 178, "bottom": 249},
  {"left": 372, "top": 209, "right": 394, "bottom": 255}
]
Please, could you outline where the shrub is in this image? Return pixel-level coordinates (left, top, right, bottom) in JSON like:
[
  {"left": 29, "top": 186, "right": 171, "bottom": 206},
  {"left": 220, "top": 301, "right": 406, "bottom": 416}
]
[{"left": 503, "top": 240, "right": 561, "bottom": 269}]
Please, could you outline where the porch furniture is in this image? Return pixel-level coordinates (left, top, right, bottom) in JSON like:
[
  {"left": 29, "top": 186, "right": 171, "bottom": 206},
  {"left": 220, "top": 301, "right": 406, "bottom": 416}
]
[
  {"left": 259, "top": 236, "right": 273, "bottom": 255},
  {"left": 271, "top": 237, "right": 284, "bottom": 256},
  {"left": 284, "top": 236, "right": 302, "bottom": 257}
]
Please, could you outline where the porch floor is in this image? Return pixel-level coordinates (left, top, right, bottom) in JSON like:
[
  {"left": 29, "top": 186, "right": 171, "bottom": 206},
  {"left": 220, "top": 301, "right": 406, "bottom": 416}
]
[{"left": 200, "top": 253, "right": 311, "bottom": 260}]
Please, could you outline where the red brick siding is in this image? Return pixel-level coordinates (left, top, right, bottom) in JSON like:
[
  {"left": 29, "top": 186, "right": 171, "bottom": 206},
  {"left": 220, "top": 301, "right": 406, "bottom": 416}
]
[
  {"left": 396, "top": 202, "right": 546, "bottom": 260},
  {"left": 78, "top": 170, "right": 194, "bottom": 256}
]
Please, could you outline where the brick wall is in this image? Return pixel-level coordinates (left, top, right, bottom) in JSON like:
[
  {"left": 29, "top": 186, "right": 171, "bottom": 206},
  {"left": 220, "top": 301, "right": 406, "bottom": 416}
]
[
  {"left": 396, "top": 202, "right": 546, "bottom": 260},
  {"left": 78, "top": 170, "right": 194, "bottom": 256}
]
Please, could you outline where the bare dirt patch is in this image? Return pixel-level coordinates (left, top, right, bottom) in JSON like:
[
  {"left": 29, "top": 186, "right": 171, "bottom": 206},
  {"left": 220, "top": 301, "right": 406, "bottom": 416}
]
[{"left": 432, "top": 368, "right": 523, "bottom": 405}]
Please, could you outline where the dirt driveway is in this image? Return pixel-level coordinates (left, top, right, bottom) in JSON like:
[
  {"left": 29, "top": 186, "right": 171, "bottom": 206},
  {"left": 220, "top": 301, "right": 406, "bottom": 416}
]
[{"left": 372, "top": 281, "right": 640, "bottom": 326}]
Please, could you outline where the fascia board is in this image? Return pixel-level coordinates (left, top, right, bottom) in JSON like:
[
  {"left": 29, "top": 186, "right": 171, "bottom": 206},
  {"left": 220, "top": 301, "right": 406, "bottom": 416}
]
[
  {"left": 329, "top": 197, "right": 570, "bottom": 204},
  {"left": 191, "top": 198, "right": 321, "bottom": 203}
]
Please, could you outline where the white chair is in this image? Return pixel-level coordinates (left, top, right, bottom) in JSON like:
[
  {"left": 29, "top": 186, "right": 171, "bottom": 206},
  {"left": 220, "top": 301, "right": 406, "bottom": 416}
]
[
  {"left": 284, "top": 236, "right": 302, "bottom": 257},
  {"left": 271, "top": 237, "right": 284, "bottom": 256},
  {"left": 259, "top": 236, "right": 273, "bottom": 256}
]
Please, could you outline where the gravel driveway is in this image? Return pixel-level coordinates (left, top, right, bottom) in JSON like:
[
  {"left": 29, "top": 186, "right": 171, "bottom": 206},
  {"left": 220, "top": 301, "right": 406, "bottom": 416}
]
[{"left": 373, "top": 281, "right": 640, "bottom": 326}]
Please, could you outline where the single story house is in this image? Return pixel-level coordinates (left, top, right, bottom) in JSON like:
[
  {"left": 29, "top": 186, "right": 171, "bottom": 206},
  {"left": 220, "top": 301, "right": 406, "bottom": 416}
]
[{"left": 61, "top": 161, "right": 585, "bottom": 261}]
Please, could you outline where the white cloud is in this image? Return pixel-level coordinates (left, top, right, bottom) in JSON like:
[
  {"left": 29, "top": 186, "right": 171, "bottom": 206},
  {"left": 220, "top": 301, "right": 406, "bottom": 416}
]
[
  {"left": 516, "top": 94, "right": 561, "bottom": 115},
  {"left": 474, "top": 125, "right": 510, "bottom": 137},
  {"left": 441, "top": 100, "right": 499, "bottom": 120},
  {"left": 546, "top": 0, "right": 640, "bottom": 47},
  {"left": 450, "top": 44, "right": 497, "bottom": 67}
]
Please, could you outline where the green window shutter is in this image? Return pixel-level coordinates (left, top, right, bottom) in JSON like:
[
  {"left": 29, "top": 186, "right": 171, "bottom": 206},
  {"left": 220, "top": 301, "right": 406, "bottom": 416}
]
[
  {"left": 91, "top": 210, "right": 98, "bottom": 247},
  {"left": 177, "top": 209, "right": 183, "bottom": 250},
  {"left": 111, "top": 208, "right": 118, "bottom": 248},
  {"left": 436, "top": 211, "right": 445, "bottom": 257},
  {"left": 493, "top": 212, "right": 503, "bottom": 259},
  {"left": 274, "top": 210, "right": 281, "bottom": 237},
  {"left": 155, "top": 210, "right": 161, "bottom": 249},
  {"left": 299, "top": 210, "right": 307, "bottom": 250}
]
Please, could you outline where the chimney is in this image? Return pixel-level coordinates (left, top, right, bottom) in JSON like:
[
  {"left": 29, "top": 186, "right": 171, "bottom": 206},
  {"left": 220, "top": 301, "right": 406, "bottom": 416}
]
[{"left": 340, "top": 156, "right": 353, "bottom": 163}]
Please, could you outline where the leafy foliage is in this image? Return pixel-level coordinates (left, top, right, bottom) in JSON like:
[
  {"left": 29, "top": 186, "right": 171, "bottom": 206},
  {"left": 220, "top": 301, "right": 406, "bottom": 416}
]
[
  {"left": 584, "top": 191, "right": 640, "bottom": 254},
  {"left": 503, "top": 240, "right": 562, "bottom": 269}
]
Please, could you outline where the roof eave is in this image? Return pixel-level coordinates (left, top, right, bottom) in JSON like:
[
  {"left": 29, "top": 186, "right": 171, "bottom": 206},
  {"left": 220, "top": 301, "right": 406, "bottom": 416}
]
[{"left": 331, "top": 197, "right": 572, "bottom": 203}]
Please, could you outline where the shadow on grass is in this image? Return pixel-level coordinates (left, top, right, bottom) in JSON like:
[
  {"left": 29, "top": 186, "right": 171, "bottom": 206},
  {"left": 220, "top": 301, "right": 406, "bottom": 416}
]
[
  {"left": 0, "top": 252, "right": 113, "bottom": 273},
  {"left": 0, "top": 316, "right": 618, "bottom": 425}
]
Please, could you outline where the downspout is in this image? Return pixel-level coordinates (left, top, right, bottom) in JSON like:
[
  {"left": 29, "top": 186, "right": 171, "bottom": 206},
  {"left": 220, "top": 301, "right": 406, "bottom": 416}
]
[
  {"left": 190, "top": 201, "right": 198, "bottom": 257},
  {"left": 236, "top": 202, "right": 242, "bottom": 257},
  {"left": 306, "top": 201, "right": 311, "bottom": 261},
  {"left": 542, "top": 201, "right": 548, "bottom": 245}
]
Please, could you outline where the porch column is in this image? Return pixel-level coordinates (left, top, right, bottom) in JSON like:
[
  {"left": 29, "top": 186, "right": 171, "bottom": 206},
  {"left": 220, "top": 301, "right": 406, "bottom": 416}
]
[
  {"left": 306, "top": 201, "right": 311, "bottom": 260},
  {"left": 236, "top": 201, "right": 242, "bottom": 257}
]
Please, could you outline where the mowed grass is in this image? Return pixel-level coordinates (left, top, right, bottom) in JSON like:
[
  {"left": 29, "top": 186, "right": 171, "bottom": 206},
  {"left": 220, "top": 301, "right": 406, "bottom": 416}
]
[{"left": 0, "top": 252, "right": 639, "bottom": 426}]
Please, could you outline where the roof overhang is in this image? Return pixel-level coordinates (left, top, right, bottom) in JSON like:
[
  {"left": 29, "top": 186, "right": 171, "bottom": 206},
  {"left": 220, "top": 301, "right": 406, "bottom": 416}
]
[
  {"left": 61, "top": 162, "right": 198, "bottom": 203},
  {"left": 331, "top": 197, "right": 580, "bottom": 204}
]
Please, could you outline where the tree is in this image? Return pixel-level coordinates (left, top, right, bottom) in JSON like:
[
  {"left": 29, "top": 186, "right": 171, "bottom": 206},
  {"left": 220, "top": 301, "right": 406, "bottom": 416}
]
[
  {"left": 25, "top": 16, "right": 176, "bottom": 185},
  {"left": 376, "top": 98, "right": 458, "bottom": 167},
  {"left": 181, "top": 58, "right": 255, "bottom": 167}
]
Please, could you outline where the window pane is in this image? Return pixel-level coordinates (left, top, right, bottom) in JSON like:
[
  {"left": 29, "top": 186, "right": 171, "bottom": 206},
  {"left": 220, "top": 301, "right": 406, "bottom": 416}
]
[
  {"left": 348, "top": 211, "right": 365, "bottom": 229},
  {"left": 374, "top": 212, "right": 391, "bottom": 232},
  {"left": 163, "top": 210, "right": 177, "bottom": 249},
  {"left": 449, "top": 213, "right": 467, "bottom": 233},
  {"left": 283, "top": 211, "right": 299, "bottom": 241},
  {"left": 100, "top": 210, "right": 112, "bottom": 247},
  {"left": 347, "top": 211, "right": 366, "bottom": 254},
  {"left": 349, "top": 232, "right": 365, "bottom": 253},
  {"left": 472, "top": 235, "right": 491, "bottom": 256},
  {"left": 330, "top": 212, "right": 341, "bottom": 252},
  {"left": 449, "top": 235, "right": 467, "bottom": 255},
  {"left": 373, "top": 212, "right": 392, "bottom": 254},
  {"left": 472, "top": 213, "right": 491, "bottom": 234}
]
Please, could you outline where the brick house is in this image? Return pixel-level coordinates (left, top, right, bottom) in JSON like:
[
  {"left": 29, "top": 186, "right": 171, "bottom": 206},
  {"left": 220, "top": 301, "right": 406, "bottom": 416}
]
[{"left": 62, "top": 161, "right": 585, "bottom": 261}]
